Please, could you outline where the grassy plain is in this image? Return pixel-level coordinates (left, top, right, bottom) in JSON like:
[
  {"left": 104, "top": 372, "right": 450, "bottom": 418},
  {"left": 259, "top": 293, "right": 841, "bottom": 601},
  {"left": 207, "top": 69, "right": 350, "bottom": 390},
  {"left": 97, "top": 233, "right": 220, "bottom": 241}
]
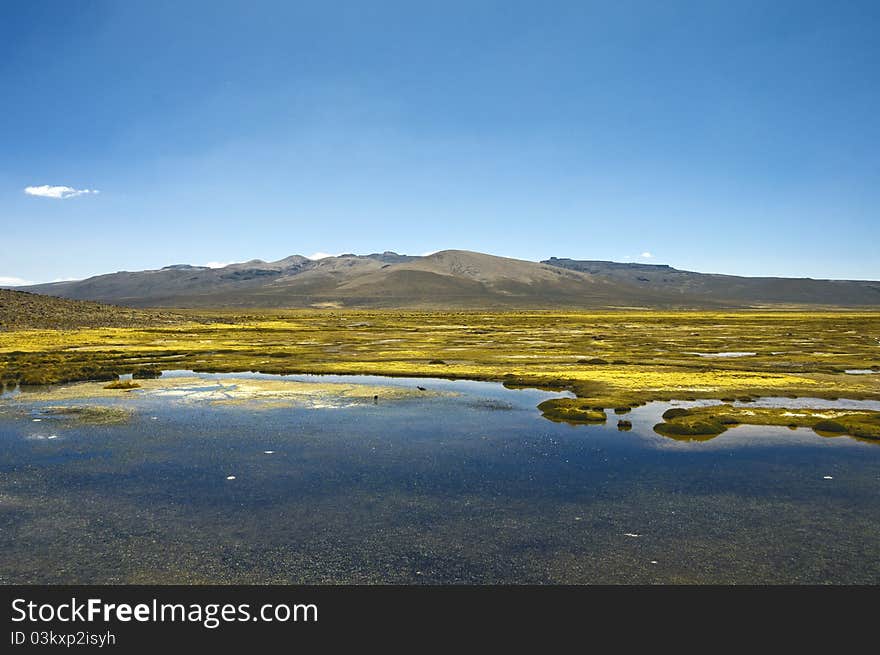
[
  {"left": 2, "top": 309, "right": 878, "bottom": 418},
  {"left": 1, "top": 310, "right": 878, "bottom": 383}
]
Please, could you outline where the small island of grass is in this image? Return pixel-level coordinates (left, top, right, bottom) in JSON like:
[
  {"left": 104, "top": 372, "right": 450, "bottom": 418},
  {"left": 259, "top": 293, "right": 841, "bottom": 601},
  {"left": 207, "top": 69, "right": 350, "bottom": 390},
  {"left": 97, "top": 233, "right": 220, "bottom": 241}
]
[{"left": 652, "top": 405, "right": 880, "bottom": 442}]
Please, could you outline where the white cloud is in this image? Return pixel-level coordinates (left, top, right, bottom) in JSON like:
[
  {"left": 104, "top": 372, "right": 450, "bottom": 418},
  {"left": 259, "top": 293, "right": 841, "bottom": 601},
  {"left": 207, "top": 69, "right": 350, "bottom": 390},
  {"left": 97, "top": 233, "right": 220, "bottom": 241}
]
[
  {"left": 24, "top": 185, "right": 99, "bottom": 199},
  {"left": 203, "top": 261, "right": 232, "bottom": 269},
  {"left": 420, "top": 250, "right": 439, "bottom": 256},
  {"left": 639, "top": 251, "right": 654, "bottom": 259},
  {"left": 0, "top": 276, "right": 34, "bottom": 286},
  {"left": 306, "top": 252, "right": 339, "bottom": 260}
]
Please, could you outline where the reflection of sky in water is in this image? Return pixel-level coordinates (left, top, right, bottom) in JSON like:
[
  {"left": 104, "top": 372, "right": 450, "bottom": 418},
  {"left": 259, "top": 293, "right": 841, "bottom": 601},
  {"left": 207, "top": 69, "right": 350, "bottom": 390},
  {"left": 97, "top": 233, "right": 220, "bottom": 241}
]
[{"left": 0, "top": 372, "right": 879, "bottom": 584}]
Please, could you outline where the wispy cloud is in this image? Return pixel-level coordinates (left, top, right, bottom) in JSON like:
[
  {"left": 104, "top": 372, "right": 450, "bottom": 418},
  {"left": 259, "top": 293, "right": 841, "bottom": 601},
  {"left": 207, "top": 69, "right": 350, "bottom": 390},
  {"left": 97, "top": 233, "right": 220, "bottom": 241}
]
[
  {"left": 24, "top": 185, "right": 99, "bottom": 199},
  {"left": 0, "top": 276, "right": 34, "bottom": 286},
  {"left": 639, "top": 251, "right": 654, "bottom": 259}
]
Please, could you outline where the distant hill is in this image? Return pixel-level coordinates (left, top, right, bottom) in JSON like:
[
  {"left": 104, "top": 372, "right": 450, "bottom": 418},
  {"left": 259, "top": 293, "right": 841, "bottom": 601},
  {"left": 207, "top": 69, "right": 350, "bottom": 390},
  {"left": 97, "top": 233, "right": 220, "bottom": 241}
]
[
  {"left": 543, "top": 258, "right": 880, "bottom": 306},
  {"left": 0, "top": 289, "right": 180, "bottom": 330},
  {"left": 11, "top": 250, "right": 880, "bottom": 309}
]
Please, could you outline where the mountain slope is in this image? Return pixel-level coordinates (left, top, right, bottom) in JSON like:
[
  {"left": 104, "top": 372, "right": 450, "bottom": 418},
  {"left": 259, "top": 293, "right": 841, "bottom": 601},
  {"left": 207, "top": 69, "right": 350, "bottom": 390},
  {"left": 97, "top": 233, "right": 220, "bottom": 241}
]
[
  {"left": 18, "top": 250, "right": 688, "bottom": 308},
  {"left": 0, "top": 289, "right": 179, "bottom": 329},
  {"left": 13, "top": 250, "right": 880, "bottom": 309}
]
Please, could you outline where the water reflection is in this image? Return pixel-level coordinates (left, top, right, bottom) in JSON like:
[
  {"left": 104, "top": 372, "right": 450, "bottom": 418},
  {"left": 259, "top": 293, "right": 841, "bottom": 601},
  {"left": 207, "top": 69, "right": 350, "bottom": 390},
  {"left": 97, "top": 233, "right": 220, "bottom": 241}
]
[{"left": 0, "top": 372, "right": 878, "bottom": 584}]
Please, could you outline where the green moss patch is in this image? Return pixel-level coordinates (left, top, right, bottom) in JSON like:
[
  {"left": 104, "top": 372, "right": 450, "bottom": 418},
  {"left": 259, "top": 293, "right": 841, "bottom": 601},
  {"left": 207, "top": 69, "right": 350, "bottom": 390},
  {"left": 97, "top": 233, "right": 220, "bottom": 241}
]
[
  {"left": 538, "top": 399, "right": 607, "bottom": 423},
  {"left": 653, "top": 418, "right": 727, "bottom": 439},
  {"left": 652, "top": 404, "right": 880, "bottom": 442}
]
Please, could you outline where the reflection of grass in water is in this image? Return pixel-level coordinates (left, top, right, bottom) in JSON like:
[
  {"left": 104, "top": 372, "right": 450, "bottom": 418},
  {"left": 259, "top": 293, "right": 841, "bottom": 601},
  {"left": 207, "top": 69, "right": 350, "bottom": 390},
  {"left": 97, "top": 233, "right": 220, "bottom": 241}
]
[
  {"left": 464, "top": 399, "right": 515, "bottom": 411},
  {"left": 34, "top": 405, "right": 132, "bottom": 425}
]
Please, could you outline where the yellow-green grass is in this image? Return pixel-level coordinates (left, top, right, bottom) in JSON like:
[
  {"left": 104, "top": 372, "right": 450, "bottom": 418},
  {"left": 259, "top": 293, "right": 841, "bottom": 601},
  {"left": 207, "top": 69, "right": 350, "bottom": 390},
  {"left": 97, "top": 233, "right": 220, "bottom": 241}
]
[
  {"left": 537, "top": 398, "right": 607, "bottom": 423},
  {"left": 103, "top": 380, "right": 141, "bottom": 390},
  {"left": 652, "top": 404, "right": 880, "bottom": 441},
  {"left": 2, "top": 311, "right": 879, "bottom": 413}
]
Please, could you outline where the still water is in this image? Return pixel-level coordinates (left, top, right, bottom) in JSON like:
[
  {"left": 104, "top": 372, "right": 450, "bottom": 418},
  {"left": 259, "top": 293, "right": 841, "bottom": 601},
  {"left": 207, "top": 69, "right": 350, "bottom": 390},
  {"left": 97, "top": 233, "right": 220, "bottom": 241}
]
[{"left": 1, "top": 372, "right": 878, "bottom": 584}]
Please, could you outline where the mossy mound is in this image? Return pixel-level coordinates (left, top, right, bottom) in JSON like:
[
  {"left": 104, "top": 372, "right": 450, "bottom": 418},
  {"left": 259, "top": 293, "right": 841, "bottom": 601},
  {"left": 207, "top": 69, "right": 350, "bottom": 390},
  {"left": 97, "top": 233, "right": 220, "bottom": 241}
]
[
  {"left": 132, "top": 367, "right": 162, "bottom": 379},
  {"left": 812, "top": 420, "right": 847, "bottom": 434},
  {"left": 662, "top": 407, "right": 691, "bottom": 420},
  {"left": 653, "top": 418, "right": 727, "bottom": 438},
  {"left": 847, "top": 418, "right": 880, "bottom": 440},
  {"left": 576, "top": 358, "right": 608, "bottom": 365},
  {"left": 103, "top": 380, "right": 141, "bottom": 390},
  {"left": 538, "top": 399, "right": 606, "bottom": 423}
]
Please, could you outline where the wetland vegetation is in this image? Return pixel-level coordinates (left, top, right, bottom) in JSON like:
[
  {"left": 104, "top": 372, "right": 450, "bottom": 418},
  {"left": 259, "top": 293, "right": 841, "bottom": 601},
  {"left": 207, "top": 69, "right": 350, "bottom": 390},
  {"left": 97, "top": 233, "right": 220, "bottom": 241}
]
[
  {"left": 652, "top": 404, "right": 880, "bottom": 441},
  {"left": 2, "top": 309, "right": 878, "bottom": 419}
]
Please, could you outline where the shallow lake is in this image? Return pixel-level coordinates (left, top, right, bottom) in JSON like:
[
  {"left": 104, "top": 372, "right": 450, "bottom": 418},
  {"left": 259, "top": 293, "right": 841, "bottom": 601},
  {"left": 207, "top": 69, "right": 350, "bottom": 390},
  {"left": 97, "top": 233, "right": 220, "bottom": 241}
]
[{"left": 1, "top": 371, "right": 878, "bottom": 584}]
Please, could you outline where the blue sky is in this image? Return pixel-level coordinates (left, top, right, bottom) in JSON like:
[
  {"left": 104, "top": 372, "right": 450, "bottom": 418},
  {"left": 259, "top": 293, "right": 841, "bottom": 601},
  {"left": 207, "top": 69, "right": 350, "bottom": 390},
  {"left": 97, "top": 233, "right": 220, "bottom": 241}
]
[{"left": 1, "top": 0, "right": 878, "bottom": 285}]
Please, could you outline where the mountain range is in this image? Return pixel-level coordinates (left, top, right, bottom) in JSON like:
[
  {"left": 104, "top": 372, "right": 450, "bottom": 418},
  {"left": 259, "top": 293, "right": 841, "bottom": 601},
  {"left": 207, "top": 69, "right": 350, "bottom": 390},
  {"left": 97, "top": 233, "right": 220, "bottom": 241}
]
[{"left": 13, "top": 250, "right": 880, "bottom": 309}]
